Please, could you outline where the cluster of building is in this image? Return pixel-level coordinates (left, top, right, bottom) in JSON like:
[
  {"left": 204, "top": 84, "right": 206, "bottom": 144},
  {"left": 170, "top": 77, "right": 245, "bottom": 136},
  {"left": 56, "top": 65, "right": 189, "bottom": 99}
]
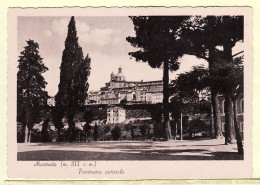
[
  {"left": 46, "top": 66, "right": 244, "bottom": 135},
  {"left": 86, "top": 66, "right": 164, "bottom": 105},
  {"left": 48, "top": 67, "right": 164, "bottom": 107}
]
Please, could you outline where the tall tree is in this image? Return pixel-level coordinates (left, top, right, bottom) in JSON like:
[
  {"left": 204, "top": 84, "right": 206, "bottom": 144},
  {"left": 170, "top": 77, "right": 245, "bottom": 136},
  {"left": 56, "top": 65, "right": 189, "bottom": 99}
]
[
  {"left": 55, "top": 16, "right": 91, "bottom": 142},
  {"left": 231, "top": 56, "right": 244, "bottom": 155},
  {"left": 17, "top": 40, "right": 48, "bottom": 143},
  {"left": 180, "top": 16, "right": 243, "bottom": 143},
  {"left": 180, "top": 16, "right": 223, "bottom": 139},
  {"left": 126, "top": 16, "right": 189, "bottom": 140},
  {"left": 210, "top": 55, "right": 244, "bottom": 153},
  {"left": 214, "top": 16, "right": 243, "bottom": 144}
]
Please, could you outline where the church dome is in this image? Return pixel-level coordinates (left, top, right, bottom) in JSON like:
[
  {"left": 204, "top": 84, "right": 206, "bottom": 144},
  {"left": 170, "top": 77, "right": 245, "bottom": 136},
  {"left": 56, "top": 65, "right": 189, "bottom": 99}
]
[
  {"left": 116, "top": 66, "right": 126, "bottom": 81},
  {"left": 116, "top": 72, "right": 125, "bottom": 77}
]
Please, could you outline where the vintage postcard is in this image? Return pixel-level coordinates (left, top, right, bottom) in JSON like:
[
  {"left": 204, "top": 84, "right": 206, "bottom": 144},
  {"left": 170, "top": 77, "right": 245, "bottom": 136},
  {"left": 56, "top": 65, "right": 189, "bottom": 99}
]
[{"left": 8, "top": 7, "right": 252, "bottom": 179}]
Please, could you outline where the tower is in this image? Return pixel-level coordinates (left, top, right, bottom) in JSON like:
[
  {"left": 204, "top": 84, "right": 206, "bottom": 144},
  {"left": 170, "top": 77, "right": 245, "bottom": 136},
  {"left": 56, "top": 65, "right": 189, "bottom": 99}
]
[
  {"left": 118, "top": 66, "right": 122, "bottom": 73},
  {"left": 111, "top": 72, "right": 115, "bottom": 81},
  {"left": 115, "top": 66, "right": 126, "bottom": 81}
]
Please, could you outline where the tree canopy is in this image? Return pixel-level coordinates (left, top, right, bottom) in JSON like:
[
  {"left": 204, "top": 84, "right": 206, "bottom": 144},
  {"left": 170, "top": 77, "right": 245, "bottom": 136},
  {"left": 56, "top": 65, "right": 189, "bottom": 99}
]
[
  {"left": 55, "top": 16, "right": 91, "bottom": 141},
  {"left": 127, "top": 16, "right": 189, "bottom": 70},
  {"left": 17, "top": 39, "right": 49, "bottom": 142}
]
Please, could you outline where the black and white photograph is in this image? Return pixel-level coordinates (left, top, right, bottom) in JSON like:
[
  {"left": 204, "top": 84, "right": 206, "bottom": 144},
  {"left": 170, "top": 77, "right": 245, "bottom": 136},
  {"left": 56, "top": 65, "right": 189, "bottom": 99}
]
[{"left": 8, "top": 7, "right": 252, "bottom": 179}]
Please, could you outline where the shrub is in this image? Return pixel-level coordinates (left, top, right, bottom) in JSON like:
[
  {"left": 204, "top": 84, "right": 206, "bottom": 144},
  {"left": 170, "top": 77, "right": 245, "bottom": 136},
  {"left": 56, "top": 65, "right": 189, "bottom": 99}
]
[
  {"left": 111, "top": 125, "right": 121, "bottom": 140},
  {"left": 94, "top": 123, "right": 98, "bottom": 141},
  {"left": 153, "top": 121, "right": 165, "bottom": 139},
  {"left": 139, "top": 123, "right": 148, "bottom": 140}
]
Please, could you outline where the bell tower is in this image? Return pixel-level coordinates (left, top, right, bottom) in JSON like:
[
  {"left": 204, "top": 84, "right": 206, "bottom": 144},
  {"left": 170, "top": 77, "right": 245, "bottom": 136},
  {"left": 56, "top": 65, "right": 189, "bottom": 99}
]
[
  {"left": 118, "top": 66, "right": 122, "bottom": 73},
  {"left": 110, "top": 72, "right": 115, "bottom": 81}
]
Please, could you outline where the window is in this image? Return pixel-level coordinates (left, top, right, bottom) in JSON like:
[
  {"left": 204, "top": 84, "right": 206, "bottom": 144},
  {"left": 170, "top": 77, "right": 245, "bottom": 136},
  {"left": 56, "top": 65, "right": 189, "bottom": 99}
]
[
  {"left": 241, "top": 99, "right": 244, "bottom": 114},
  {"left": 240, "top": 122, "right": 243, "bottom": 132},
  {"left": 222, "top": 122, "right": 225, "bottom": 132}
]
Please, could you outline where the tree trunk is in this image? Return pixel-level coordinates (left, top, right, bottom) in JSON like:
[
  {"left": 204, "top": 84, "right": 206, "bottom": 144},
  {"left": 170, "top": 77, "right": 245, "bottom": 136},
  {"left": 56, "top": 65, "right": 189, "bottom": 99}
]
[
  {"left": 41, "top": 120, "right": 49, "bottom": 142},
  {"left": 147, "top": 126, "right": 150, "bottom": 140},
  {"left": 210, "top": 104, "right": 215, "bottom": 138},
  {"left": 24, "top": 124, "right": 29, "bottom": 143},
  {"left": 180, "top": 112, "right": 183, "bottom": 140},
  {"left": 232, "top": 97, "right": 244, "bottom": 155},
  {"left": 223, "top": 42, "right": 236, "bottom": 144},
  {"left": 28, "top": 129, "right": 31, "bottom": 143},
  {"left": 131, "top": 127, "right": 134, "bottom": 140},
  {"left": 211, "top": 91, "right": 223, "bottom": 139},
  {"left": 174, "top": 121, "right": 177, "bottom": 140},
  {"left": 163, "top": 61, "right": 172, "bottom": 140},
  {"left": 84, "top": 131, "right": 87, "bottom": 142},
  {"left": 208, "top": 47, "right": 223, "bottom": 139},
  {"left": 68, "top": 113, "right": 75, "bottom": 142},
  {"left": 57, "top": 128, "right": 61, "bottom": 142},
  {"left": 24, "top": 106, "right": 31, "bottom": 143},
  {"left": 224, "top": 93, "right": 236, "bottom": 144}
]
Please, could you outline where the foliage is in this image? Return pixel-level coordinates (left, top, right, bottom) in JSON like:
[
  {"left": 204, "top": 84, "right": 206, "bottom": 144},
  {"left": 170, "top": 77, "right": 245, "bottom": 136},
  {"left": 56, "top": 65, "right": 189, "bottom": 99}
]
[
  {"left": 209, "top": 56, "right": 244, "bottom": 95},
  {"left": 84, "top": 109, "right": 94, "bottom": 124},
  {"left": 139, "top": 123, "right": 148, "bottom": 140},
  {"left": 179, "top": 16, "right": 244, "bottom": 95},
  {"left": 17, "top": 39, "right": 49, "bottom": 142},
  {"left": 51, "top": 106, "right": 64, "bottom": 141},
  {"left": 41, "top": 118, "right": 50, "bottom": 142},
  {"left": 55, "top": 16, "right": 91, "bottom": 141},
  {"left": 170, "top": 66, "right": 207, "bottom": 117},
  {"left": 147, "top": 104, "right": 163, "bottom": 123},
  {"left": 131, "top": 126, "right": 135, "bottom": 140},
  {"left": 180, "top": 16, "right": 243, "bottom": 60},
  {"left": 124, "top": 123, "right": 131, "bottom": 131},
  {"left": 180, "top": 15, "right": 244, "bottom": 145},
  {"left": 153, "top": 121, "right": 165, "bottom": 139},
  {"left": 127, "top": 16, "right": 189, "bottom": 70},
  {"left": 179, "top": 15, "right": 244, "bottom": 99},
  {"left": 93, "top": 123, "right": 98, "bottom": 141},
  {"left": 111, "top": 125, "right": 122, "bottom": 140},
  {"left": 120, "top": 98, "right": 127, "bottom": 107},
  {"left": 30, "top": 129, "right": 43, "bottom": 142},
  {"left": 104, "top": 125, "right": 111, "bottom": 134},
  {"left": 83, "top": 110, "right": 92, "bottom": 140},
  {"left": 17, "top": 123, "right": 24, "bottom": 143},
  {"left": 127, "top": 16, "right": 190, "bottom": 140},
  {"left": 189, "top": 118, "right": 209, "bottom": 132},
  {"left": 125, "top": 109, "right": 151, "bottom": 119}
]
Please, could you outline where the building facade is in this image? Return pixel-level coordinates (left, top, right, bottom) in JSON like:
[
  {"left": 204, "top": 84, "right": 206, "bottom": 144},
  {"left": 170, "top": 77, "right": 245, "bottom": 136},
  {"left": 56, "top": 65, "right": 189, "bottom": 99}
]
[
  {"left": 86, "top": 66, "right": 163, "bottom": 105},
  {"left": 218, "top": 95, "right": 244, "bottom": 135},
  {"left": 107, "top": 107, "right": 126, "bottom": 124},
  {"left": 198, "top": 89, "right": 244, "bottom": 135}
]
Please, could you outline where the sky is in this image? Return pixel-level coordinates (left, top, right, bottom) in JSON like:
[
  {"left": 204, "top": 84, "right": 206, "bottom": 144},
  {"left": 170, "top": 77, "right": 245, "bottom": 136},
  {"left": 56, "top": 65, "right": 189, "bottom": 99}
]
[{"left": 17, "top": 16, "right": 242, "bottom": 97}]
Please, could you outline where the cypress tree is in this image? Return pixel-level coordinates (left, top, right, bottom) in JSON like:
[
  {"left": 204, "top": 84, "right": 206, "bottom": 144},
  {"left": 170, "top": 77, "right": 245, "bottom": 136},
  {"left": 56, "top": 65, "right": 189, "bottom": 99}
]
[{"left": 55, "top": 16, "right": 91, "bottom": 142}]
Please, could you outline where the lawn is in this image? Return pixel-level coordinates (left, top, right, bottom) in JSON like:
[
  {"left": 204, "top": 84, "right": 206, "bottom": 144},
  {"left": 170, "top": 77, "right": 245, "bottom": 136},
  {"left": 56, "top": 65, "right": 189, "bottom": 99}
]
[{"left": 17, "top": 139, "right": 243, "bottom": 161}]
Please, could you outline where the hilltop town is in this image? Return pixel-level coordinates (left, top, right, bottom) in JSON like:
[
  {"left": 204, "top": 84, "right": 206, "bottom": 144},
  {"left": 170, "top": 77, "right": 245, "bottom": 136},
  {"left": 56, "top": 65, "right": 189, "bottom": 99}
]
[{"left": 16, "top": 15, "right": 245, "bottom": 162}]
